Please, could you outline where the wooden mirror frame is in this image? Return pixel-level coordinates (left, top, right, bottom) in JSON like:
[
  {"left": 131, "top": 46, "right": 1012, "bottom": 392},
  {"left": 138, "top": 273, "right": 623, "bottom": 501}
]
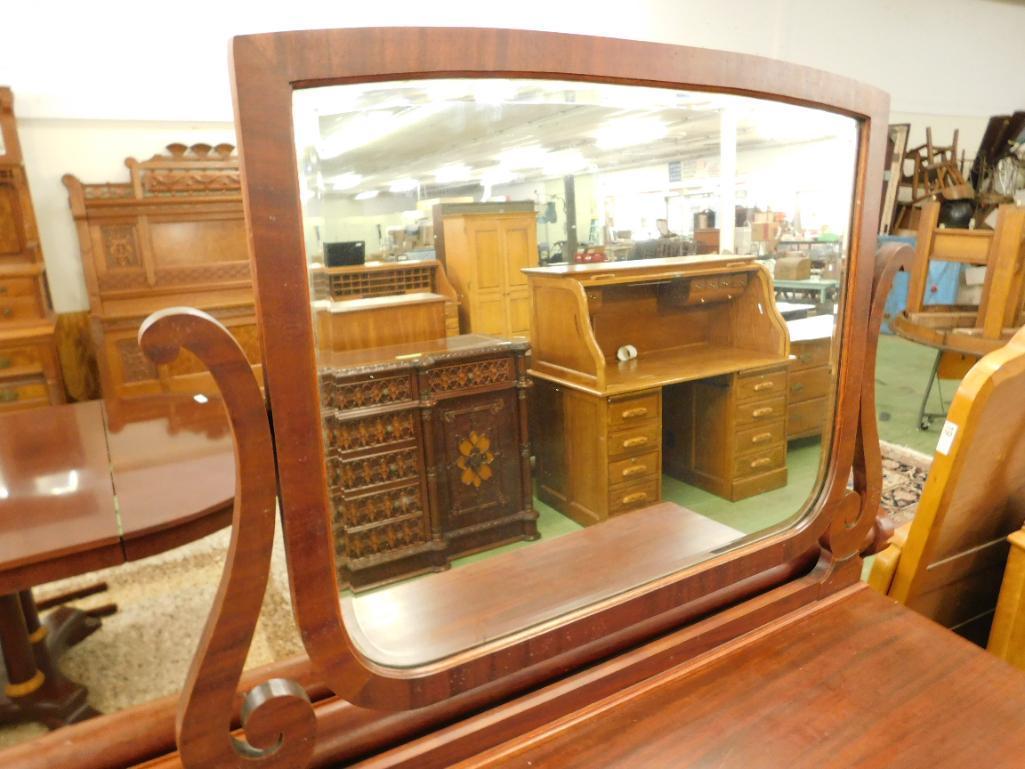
[{"left": 229, "top": 27, "right": 887, "bottom": 711}]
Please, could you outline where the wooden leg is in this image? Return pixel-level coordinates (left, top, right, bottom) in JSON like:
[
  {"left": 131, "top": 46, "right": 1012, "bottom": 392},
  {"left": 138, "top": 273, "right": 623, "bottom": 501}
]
[{"left": 0, "top": 591, "right": 100, "bottom": 729}]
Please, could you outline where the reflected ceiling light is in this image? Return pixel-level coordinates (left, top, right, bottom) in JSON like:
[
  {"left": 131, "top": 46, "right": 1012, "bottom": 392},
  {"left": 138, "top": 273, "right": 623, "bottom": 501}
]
[
  {"left": 433, "top": 163, "right": 473, "bottom": 184},
  {"left": 355, "top": 190, "right": 380, "bottom": 200},
  {"left": 542, "top": 149, "right": 589, "bottom": 177},
  {"left": 316, "top": 104, "right": 446, "bottom": 160},
  {"left": 480, "top": 166, "right": 517, "bottom": 186},
  {"left": 389, "top": 178, "right": 420, "bottom": 193},
  {"left": 470, "top": 79, "right": 520, "bottom": 105},
  {"left": 193, "top": 393, "right": 209, "bottom": 404},
  {"left": 594, "top": 117, "right": 668, "bottom": 150},
  {"left": 327, "top": 172, "right": 363, "bottom": 190},
  {"left": 498, "top": 145, "right": 549, "bottom": 169}
]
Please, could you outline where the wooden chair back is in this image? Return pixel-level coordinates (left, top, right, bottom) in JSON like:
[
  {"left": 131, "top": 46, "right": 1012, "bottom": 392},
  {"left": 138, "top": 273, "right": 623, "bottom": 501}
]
[
  {"left": 895, "top": 200, "right": 1025, "bottom": 356},
  {"left": 870, "top": 324, "right": 1025, "bottom": 639}
]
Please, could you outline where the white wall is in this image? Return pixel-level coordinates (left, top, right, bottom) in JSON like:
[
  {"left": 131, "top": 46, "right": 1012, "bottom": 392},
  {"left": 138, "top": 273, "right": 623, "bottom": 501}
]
[{"left": 4, "top": 0, "right": 1023, "bottom": 311}]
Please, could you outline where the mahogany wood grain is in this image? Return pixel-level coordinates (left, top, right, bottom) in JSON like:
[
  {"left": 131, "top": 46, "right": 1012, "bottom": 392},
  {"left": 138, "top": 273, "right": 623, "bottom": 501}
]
[
  {"left": 0, "top": 402, "right": 119, "bottom": 594},
  {"left": 138, "top": 308, "right": 315, "bottom": 769},
  {"left": 450, "top": 586, "right": 1025, "bottom": 769},
  {"left": 228, "top": 26, "right": 888, "bottom": 720},
  {"left": 0, "top": 654, "right": 324, "bottom": 769},
  {"left": 344, "top": 503, "right": 743, "bottom": 667}
]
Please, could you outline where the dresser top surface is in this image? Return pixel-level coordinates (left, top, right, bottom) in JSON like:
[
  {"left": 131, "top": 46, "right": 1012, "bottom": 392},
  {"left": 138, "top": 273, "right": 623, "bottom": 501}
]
[
  {"left": 461, "top": 586, "right": 1025, "bottom": 768},
  {"left": 319, "top": 333, "right": 529, "bottom": 373}
]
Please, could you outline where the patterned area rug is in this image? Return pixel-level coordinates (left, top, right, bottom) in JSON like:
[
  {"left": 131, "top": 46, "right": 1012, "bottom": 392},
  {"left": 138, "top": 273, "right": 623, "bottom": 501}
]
[
  {"left": 878, "top": 440, "right": 932, "bottom": 529},
  {"left": 0, "top": 440, "right": 932, "bottom": 749}
]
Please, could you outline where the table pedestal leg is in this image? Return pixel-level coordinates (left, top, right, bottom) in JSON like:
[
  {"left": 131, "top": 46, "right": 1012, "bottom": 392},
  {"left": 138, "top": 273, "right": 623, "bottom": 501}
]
[{"left": 0, "top": 591, "right": 101, "bottom": 728}]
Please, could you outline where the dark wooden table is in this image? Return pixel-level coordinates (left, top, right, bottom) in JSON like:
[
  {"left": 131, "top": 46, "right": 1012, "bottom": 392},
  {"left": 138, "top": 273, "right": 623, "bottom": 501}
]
[{"left": 0, "top": 395, "right": 234, "bottom": 728}]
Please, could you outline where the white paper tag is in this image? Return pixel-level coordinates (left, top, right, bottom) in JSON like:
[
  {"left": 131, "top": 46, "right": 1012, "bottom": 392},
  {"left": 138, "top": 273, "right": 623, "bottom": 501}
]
[{"left": 936, "top": 420, "right": 958, "bottom": 456}]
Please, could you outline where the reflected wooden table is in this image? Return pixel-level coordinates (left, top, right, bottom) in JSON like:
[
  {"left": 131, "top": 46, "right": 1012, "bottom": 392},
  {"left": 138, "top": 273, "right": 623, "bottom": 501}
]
[{"left": 0, "top": 396, "right": 234, "bottom": 728}]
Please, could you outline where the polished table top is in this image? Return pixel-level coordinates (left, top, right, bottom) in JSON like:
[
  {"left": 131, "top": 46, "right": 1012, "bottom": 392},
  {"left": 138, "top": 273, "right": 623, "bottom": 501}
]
[{"left": 0, "top": 396, "right": 234, "bottom": 592}]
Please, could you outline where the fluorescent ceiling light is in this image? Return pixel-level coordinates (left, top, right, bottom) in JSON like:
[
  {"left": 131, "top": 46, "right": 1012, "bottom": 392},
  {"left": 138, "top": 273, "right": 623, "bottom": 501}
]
[
  {"left": 355, "top": 190, "right": 380, "bottom": 200},
  {"left": 594, "top": 117, "right": 668, "bottom": 150},
  {"left": 327, "top": 172, "right": 363, "bottom": 190},
  {"left": 434, "top": 163, "right": 473, "bottom": 184},
  {"left": 389, "top": 178, "right": 420, "bottom": 193}
]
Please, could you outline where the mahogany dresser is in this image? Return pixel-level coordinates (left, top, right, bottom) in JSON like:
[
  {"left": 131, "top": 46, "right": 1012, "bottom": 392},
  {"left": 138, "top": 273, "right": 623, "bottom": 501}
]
[
  {"left": 63, "top": 144, "right": 261, "bottom": 399},
  {"left": 0, "top": 87, "right": 65, "bottom": 412},
  {"left": 319, "top": 334, "right": 539, "bottom": 590}
]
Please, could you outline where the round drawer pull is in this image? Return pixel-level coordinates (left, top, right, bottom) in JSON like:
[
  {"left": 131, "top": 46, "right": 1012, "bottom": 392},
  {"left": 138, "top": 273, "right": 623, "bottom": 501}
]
[
  {"left": 0, "top": 356, "right": 11, "bottom": 369},
  {"left": 792, "top": 382, "right": 804, "bottom": 392},
  {"left": 0, "top": 389, "right": 19, "bottom": 403},
  {"left": 750, "top": 457, "right": 773, "bottom": 469},
  {"left": 0, "top": 286, "right": 7, "bottom": 295},
  {"left": 753, "top": 381, "right": 775, "bottom": 392},
  {"left": 751, "top": 432, "right": 773, "bottom": 444},
  {"left": 621, "top": 407, "right": 648, "bottom": 419},
  {"left": 798, "top": 353, "right": 813, "bottom": 363},
  {"left": 1, "top": 307, "right": 12, "bottom": 318},
  {"left": 752, "top": 407, "right": 774, "bottom": 418},
  {"left": 621, "top": 464, "right": 647, "bottom": 477},
  {"left": 622, "top": 436, "right": 648, "bottom": 448},
  {"left": 622, "top": 491, "right": 648, "bottom": 505}
]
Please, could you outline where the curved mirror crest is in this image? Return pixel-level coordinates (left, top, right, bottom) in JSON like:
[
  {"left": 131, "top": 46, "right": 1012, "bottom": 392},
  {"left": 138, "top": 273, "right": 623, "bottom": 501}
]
[{"left": 292, "top": 78, "right": 857, "bottom": 667}]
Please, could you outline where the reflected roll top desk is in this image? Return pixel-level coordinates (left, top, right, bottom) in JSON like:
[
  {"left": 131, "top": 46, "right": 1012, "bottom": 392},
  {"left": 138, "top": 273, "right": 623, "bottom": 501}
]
[{"left": 527, "top": 256, "right": 791, "bottom": 524}]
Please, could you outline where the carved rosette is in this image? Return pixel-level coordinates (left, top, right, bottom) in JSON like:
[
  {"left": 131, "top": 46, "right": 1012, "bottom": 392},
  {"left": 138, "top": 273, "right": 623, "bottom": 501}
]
[{"left": 100, "top": 224, "right": 140, "bottom": 269}]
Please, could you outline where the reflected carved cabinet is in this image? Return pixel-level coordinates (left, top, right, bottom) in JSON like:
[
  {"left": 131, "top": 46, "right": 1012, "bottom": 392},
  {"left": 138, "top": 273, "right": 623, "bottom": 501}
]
[
  {"left": 0, "top": 87, "right": 64, "bottom": 412},
  {"left": 320, "top": 336, "right": 538, "bottom": 589},
  {"left": 434, "top": 202, "right": 538, "bottom": 338},
  {"left": 63, "top": 143, "right": 261, "bottom": 398}
]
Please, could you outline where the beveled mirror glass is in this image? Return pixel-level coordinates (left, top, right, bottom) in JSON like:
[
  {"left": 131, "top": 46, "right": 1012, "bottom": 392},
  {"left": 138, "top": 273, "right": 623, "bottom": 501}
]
[{"left": 292, "top": 77, "right": 857, "bottom": 666}]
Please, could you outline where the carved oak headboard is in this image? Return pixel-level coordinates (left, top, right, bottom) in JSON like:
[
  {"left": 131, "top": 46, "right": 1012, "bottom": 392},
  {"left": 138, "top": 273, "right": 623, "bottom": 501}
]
[{"left": 63, "top": 144, "right": 261, "bottom": 399}]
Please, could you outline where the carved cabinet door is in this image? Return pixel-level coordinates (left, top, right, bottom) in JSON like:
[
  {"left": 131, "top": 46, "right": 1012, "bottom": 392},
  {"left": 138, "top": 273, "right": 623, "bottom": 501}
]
[{"left": 433, "top": 387, "right": 523, "bottom": 535}]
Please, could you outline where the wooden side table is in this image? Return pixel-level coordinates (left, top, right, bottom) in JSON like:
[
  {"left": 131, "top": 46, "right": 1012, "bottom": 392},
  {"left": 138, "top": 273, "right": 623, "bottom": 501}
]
[{"left": 0, "top": 396, "right": 234, "bottom": 728}]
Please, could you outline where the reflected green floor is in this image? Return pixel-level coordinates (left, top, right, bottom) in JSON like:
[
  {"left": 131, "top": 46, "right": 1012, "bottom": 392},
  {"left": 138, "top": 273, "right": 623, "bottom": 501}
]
[
  {"left": 663, "top": 438, "right": 823, "bottom": 534},
  {"left": 454, "top": 333, "right": 950, "bottom": 570}
]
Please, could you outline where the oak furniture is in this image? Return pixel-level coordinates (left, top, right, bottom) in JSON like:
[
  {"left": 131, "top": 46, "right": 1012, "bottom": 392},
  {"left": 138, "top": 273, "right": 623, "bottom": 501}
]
[
  {"left": 786, "top": 313, "right": 834, "bottom": 440},
  {"left": 433, "top": 202, "right": 537, "bottom": 338},
  {"left": 310, "top": 258, "right": 460, "bottom": 337},
  {"left": 0, "top": 395, "right": 233, "bottom": 729},
  {"left": 892, "top": 199, "right": 1025, "bottom": 357},
  {"left": 869, "top": 322, "right": 1025, "bottom": 642},
  {"left": 84, "top": 27, "right": 1025, "bottom": 769},
  {"left": 990, "top": 523, "right": 1025, "bottom": 670},
  {"left": 0, "top": 87, "right": 65, "bottom": 412},
  {"left": 318, "top": 334, "right": 538, "bottom": 590},
  {"left": 527, "top": 256, "right": 790, "bottom": 520},
  {"left": 63, "top": 144, "right": 261, "bottom": 399}
]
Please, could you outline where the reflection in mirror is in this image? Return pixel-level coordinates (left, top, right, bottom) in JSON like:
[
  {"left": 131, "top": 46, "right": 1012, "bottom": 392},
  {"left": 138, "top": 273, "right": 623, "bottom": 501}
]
[{"left": 293, "top": 79, "right": 857, "bottom": 665}]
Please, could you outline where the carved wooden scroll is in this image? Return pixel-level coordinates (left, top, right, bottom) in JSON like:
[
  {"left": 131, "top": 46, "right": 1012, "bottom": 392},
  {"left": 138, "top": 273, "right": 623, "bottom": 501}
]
[
  {"left": 139, "top": 308, "right": 314, "bottom": 769},
  {"left": 851, "top": 243, "right": 915, "bottom": 556}
]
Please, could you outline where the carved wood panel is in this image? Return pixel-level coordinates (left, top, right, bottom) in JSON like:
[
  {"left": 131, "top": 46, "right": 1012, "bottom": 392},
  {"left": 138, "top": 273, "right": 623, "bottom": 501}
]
[
  {"left": 325, "top": 409, "right": 418, "bottom": 454},
  {"left": 426, "top": 357, "right": 515, "bottom": 395},
  {"left": 434, "top": 389, "right": 522, "bottom": 527},
  {"left": 320, "top": 372, "right": 414, "bottom": 411},
  {"left": 100, "top": 224, "right": 141, "bottom": 269}
]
